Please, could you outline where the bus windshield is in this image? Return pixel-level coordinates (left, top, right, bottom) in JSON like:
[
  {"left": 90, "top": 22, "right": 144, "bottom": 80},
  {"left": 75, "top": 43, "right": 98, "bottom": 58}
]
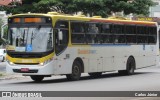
[{"left": 8, "top": 26, "right": 53, "bottom": 52}]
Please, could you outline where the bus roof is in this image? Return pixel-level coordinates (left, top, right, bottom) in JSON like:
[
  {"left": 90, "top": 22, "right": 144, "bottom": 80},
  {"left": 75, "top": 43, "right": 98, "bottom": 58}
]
[{"left": 10, "top": 12, "right": 157, "bottom": 26}]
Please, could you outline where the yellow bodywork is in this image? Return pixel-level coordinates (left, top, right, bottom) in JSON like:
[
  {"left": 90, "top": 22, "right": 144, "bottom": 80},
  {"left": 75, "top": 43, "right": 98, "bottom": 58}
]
[{"left": 6, "top": 53, "right": 54, "bottom": 64}]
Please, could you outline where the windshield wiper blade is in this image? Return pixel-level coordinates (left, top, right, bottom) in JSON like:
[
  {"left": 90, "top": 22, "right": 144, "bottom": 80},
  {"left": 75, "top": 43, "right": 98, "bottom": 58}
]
[
  {"left": 22, "top": 30, "right": 25, "bottom": 45},
  {"left": 31, "top": 31, "right": 34, "bottom": 45}
]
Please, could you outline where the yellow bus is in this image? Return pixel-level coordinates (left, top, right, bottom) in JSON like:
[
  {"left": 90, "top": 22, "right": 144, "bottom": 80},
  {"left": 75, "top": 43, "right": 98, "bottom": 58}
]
[{"left": 3, "top": 12, "right": 159, "bottom": 82}]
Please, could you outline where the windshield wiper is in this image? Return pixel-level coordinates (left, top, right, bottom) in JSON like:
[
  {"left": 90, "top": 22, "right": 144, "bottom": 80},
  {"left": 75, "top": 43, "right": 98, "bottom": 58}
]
[
  {"left": 31, "top": 31, "right": 34, "bottom": 45},
  {"left": 22, "top": 30, "right": 25, "bottom": 45}
]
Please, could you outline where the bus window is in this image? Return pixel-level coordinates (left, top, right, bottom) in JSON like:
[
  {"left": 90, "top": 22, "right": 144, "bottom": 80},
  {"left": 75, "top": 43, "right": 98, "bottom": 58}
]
[
  {"left": 149, "top": 27, "right": 157, "bottom": 36},
  {"left": 55, "top": 21, "right": 68, "bottom": 29},
  {"left": 88, "top": 24, "right": 99, "bottom": 33},
  {"left": 71, "top": 22, "right": 85, "bottom": 44},
  {"left": 137, "top": 26, "right": 147, "bottom": 44},
  {"left": 126, "top": 25, "right": 137, "bottom": 44},
  {"left": 126, "top": 25, "right": 136, "bottom": 34},
  {"left": 148, "top": 27, "right": 157, "bottom": 44},
  {"left": 113, "top": 24, "right": 124, "bottom": 34},
  {"left": 101, "top": 24, "right": 111, "bottom": 33},
  {"left": 71, "top": 22, "right": 84, "bottom": 33},
  {"left": 148, "top": 36, "right": 156, "bottom": 44},
  {"left": 101, "top": 23, "right": 114, "bottom": 44},
  {"left": 86, "top": 23, "right": 100, "bottom": 44},
  {"left": 113, "top": 24, "right": 125, "bottom": 44}
]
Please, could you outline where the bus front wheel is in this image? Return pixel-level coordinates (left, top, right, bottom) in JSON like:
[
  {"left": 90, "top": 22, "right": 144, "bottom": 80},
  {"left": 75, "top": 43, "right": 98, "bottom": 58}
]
[
  {"left": 30, "top": 75, "right": 44, "bottom": 82},
  {"left": 66, "top": 61, "right": 81, "bottom": 81}
]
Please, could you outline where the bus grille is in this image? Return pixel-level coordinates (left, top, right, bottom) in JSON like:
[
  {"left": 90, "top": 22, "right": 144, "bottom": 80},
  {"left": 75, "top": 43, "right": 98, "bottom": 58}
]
[
  {"left": 9, "top": 54, "right": 42, "bottom": 58},
  {"left": 14, "top": 63, "right": 39, "bottom": 65}
]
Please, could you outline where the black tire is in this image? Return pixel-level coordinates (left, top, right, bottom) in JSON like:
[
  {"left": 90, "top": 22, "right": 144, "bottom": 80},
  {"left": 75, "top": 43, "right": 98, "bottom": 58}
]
[
  {"left": 30, "top": 75, "right": 44, "bottom": 82},
  {"left": 118, "top": 57, "right": 135, "bottom": 75},
  {"left": 66, "top": 61, "right": 81, "bottom": 81},
  {"left": 126, "top": 57, "right": 135, "bottom": 75},
  {"left": 118, "top": 70, "right": 126, "bottom": 75},
  {"left": 88, "top": 72, "right": 102, "bottom": 78}
]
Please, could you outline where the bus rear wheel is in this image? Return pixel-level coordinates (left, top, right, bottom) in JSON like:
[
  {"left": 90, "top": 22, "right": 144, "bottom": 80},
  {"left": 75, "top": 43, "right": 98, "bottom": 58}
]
[
  {"left": 126, "top": 57, "right": 135, "bottom": 75},
  {"left": 66, "top": 61, "right": 81, "bottom": 81},
  {"left": 118, "top": 57, "right": 135, "bottom": 75},
  {"left": 30, "top": 75, "right": 44, "bottom": 82},
  {"left": 88, "top": 72, "right": 102, "bottom": 78}
]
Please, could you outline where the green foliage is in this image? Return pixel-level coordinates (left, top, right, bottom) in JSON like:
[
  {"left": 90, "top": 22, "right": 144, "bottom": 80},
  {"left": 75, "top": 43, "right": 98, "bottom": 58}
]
[
  {"left": 0, "top": 18, "right": 8, "bottom": 46},
  {"left": 0, "top": 18, "right": 3, "bottom": 45},
  {"left": 22, "top": 0, "right": 41, "bottom": 4},
  {"left": 36, "top": 0, "right": 77, "bottom": 14},
  {"left": 0, "top": 0, "right": 155, "bottom": 17},
  {"left": 0, "top": 18, "right": 4, "bottom": 36},
  {"left": 130, "top": 0, "right": 155, "bottom": 16},
  {"left": 73, "top": 0, "right": 107, "bottom": 16}
]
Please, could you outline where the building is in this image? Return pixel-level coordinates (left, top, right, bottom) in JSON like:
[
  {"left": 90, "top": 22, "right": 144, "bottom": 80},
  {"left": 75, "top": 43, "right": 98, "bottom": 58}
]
[
  {"left": 0, "top": 0, "right": 22, "bottom": 6},
  {"left": 0, "top": 0, "right": 13, "bottom": 6},
  {"left": 0, "top": 11, "right": 8, "bottom": 24},
  {"left": 0, "top": 0, "right": 22, "bottom": 24},
  {"left": 153, "top": 0, "right": 160, "bottom": 4},
  {"left": 150, "top": 0, "right": 160, "bottom": 17}
]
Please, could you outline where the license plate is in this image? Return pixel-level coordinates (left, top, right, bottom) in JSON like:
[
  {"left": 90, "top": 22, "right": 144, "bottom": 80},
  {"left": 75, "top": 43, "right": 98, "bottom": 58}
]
[{"left": 21, "top": 68, "right": 29, "bottom": 72}]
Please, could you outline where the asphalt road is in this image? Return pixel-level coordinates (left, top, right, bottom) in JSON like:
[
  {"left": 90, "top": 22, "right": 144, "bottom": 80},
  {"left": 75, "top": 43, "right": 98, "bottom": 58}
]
[
  {"left": 1, "top": 62, "right": 160, "bottom": 100},
  {"left": 1, "top": 65, "right": 160, "bottom": 91},
  {"left": 0, "top": 62, "right": 6, "bottom": 72}
]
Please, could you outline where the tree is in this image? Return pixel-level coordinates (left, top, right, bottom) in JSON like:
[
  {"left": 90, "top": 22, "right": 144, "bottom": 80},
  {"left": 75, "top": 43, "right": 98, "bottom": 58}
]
[
  {"left": 22, "top": 0, "right": 41, "bottom": 4},
  {"left": 128, "top": 0, "right": 155, "bottom": 16},
  {"left": 0, "top": 0, "right": 155, "bottom": 17},
  {"left": 73, "top": 0, "right": 108, "bottom": 17},
  {"left": 102, "top": 0, "right": 155, "bottom": 16},
  {"left": 36, "top": 0, "right": 77, "bottom": 14},
  {"left": 0, "top": 18, "right": 4, "bottom": 37},
  {"left": 0, "top": 18, "right": 4, "bottom": 45}
]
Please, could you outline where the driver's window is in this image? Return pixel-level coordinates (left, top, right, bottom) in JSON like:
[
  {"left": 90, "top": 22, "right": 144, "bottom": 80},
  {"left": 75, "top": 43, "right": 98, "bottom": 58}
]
[{"left": 55, "top": 20, "right": 69, "bottom": 55}]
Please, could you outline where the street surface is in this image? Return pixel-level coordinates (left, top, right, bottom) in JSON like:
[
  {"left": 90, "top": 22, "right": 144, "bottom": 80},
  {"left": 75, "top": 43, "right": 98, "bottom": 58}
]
[
  {"left": 1, "top": 62, "right": 160, "bottom": 100},
  {"left": 0, "top": 62, "right": 5, "bottom": 72}
]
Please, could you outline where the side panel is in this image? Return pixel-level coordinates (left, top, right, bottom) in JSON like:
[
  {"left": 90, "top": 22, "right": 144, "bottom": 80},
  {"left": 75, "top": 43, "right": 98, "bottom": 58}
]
[{"left": 6, "top": 44, "right": 157, "bottom": 75}]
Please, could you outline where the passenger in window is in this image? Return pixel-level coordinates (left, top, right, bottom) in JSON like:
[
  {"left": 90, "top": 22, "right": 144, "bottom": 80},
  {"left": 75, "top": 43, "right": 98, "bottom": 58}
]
[
  {"left": 88, "top": 24, "right": 98, "bottom": 33},
  {"left": 87, "top": 24, "right": 98, "bottom": 43},
  {"left": 114, "top": 36, "right": 119, "bottom": 43}
]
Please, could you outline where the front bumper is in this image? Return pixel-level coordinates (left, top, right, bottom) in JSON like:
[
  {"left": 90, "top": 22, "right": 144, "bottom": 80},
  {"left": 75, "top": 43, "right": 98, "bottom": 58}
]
[
  {"left": 6, "top": 61, "right": 57, "bottom": 75},
  {"left": 6, "top": 59, "right": 73, "bottom": 76}
]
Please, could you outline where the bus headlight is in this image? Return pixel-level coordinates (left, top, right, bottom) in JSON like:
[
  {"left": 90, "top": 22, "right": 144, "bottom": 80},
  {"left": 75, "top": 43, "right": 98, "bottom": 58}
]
[
  {"left": 8, "top": 61, "right": 15, "bottom": 65},
  {"left": 39, "top": 58, "right": 53, "bottom": 66},
  {"left": 39, "top": 62, "right": 44, "bottom": 66},
  {"left": 10, "top": 62, "right": 14, "bottom": 65}
]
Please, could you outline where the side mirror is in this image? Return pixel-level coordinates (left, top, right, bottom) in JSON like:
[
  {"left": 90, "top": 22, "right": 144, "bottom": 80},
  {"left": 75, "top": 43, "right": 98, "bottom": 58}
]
[{"left": 58, "top": 29, "right": 63, "bottom": 41}]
